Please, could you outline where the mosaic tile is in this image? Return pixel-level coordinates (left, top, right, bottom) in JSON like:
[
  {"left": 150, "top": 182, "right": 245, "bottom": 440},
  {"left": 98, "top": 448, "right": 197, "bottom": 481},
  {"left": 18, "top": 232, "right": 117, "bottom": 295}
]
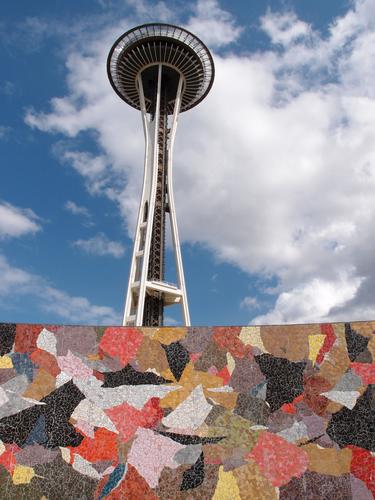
[
  {"left": 233, "top": 460, "right": 277, "bottom": 499},
  {"left": 56, "top": 326, "right": 97, "bottom": 356},
  {"left": 345, "top": 323, "right": 370, "bottom": 361},
  {"left": 194, "top": 340, "right": 228, "bottom": 371},
  {"left": 213, "top": 465, "right": 241, "bottom": 499},
  {"left": 249, "top": 431, "right": 309, "bottom": 486},
  {"left": 279, "top": 471, "right": 352, "bottom": 499},
  {"left": 277, "top": 420, "right": 308, "bottom": 442},
  {"left": 174, "top": 444, "right": 202, "bottom": 465},
  {"left": 303, "top": 444, "right": 352, "bottom": 476},
  {"left": 181, "top": 326, "right": 213, "bottom": 352},
  {"left": 0, "top": 321, "right": 374, "bottom": 498},
  {"left": 0, "top": 323, "right": 16, "bottom": 356},
  {"left": 23, "top": 368, "right": 56, "bottom": 401},
  {"left": 136, "top": 336, "right": 170, "bottom": 373},
  {"left": 36, "top": 328, "right": 57, "bottom": 356},
  {"left": 349, "top": 475, "right": 374, "bottom": 500},
  {"left": 230, "top": 356, "right": 266, "bottom": 393},
  {"left": 101, "top": 363, "right": 171, "bottom": 387},
  {"left": 162, "top": 341, "right": 190, "bottom": 381},
  {"left": 15, "top": 443, "right": 58, "bottom": 466},
  {"left": 260, "top": 324, "right": 316, "bottom": 361},
  {"left": 255, "top": 354, "right": 306, "bottom": 412},
  {"left": 349, "top": 445, "right": 375, "bottom": 497},
  {"left": 180, "top": 451, "right": 205, "bottom": 490},
  {"left": 327, "top": 385, "right": 375, "bottom": 450},
  {"left": 234, "top": 393, "right": 270, "bottom": 425},
  {"left": 162, "top": 383, "right": 212, "bottom": 430}
]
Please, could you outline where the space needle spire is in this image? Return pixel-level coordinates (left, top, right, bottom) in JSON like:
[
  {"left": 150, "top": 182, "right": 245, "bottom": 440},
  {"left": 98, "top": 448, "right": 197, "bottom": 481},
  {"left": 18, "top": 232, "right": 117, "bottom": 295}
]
[{"left": 107, "top": 23, "right": 214, "bottom": 327}]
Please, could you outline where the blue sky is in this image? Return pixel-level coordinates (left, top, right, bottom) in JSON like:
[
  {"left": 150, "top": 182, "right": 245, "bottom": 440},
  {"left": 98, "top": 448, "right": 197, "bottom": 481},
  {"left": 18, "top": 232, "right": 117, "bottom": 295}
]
[{"left": 1, "top": 0, "right": 375, "bottom": 326}]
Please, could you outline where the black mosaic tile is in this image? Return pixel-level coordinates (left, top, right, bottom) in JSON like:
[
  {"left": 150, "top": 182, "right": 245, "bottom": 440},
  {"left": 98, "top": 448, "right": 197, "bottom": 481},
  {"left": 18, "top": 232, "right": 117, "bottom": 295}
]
[
  {"left": 255, "top": 354, "right": 306, "bottom": 412},
  {"left": 180, "top": 452, "right": 205, "bottom": 491},
  {"left": 0, "top": 323, "right": 16, "bottom": 355},
  {"left": 0, "top": 380, "right": 85, "bottom": 448},
  {"left": 162, "top": 341, "right": 190, "bottom": 381},
  {"left": 157, "top": 431, "right": 226, "bottom": 445},
  {"left": 102, "top": 364, "right": 171, "bottom": 387},
  {"left": 345, "top": 323, "right": 370, "bottom": 362},
  {"left": 0, "top": 405, "right": 41, "bottom": 446},
  {"left": 327, "top": 385, "right": 375, "bottom": 451},
  {"left": 41, "top": 380, "right": 86, "bottom": 448}
]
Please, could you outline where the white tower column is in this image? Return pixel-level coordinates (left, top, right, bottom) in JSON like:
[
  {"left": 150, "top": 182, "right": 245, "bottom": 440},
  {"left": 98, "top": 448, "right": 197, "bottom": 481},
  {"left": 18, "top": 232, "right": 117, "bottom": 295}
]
[
  {"left": 123, "top": 66, "right": 190, "bottom": 326},
  {"left": 107, "top": 23, "right": 215, "bottom": 327}
]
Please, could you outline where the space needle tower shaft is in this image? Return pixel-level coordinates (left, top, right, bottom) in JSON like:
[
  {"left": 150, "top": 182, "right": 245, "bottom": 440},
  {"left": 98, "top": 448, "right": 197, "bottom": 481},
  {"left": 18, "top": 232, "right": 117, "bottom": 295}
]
[{"left": 107, "top": 24, "right": 214, "bottom": 326}]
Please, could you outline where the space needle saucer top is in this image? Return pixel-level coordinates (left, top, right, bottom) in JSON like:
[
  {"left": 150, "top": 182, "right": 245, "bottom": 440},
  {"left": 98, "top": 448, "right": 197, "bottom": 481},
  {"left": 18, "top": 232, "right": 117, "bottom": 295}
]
[{"left": 107, "top": 23, "right": 215, "bottom": 114}]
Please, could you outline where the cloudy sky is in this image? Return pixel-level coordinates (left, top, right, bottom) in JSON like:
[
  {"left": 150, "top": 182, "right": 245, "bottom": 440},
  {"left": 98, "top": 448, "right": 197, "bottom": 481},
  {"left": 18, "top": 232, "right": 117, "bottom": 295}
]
[{"left": 1, "top": 0, "right": 375, "bottom": 326}]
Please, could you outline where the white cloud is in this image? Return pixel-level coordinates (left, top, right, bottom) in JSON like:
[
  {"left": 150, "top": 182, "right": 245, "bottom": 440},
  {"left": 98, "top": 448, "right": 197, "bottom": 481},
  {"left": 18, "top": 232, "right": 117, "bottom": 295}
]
[
  {"left": 186, "top": 0, "right": 243, "bottom": 47},
  {"left": 0, "top": 254, "right": 120, "bottom": 324},
  {"left": 61, "top": 150, "right": 107, "bottom": 178},
  {"left": 252, "top": 273, "right": 362, "bottom": 325},
  {"left": 0, "top": 254, "right": 36, "bottom": 294},
  {"left": 41, "top": 286, "right": 120, "bottom": 324},
  {"left": 64, "top": 200, "right": 91, "bottom": 218},
  {"left": 57, "top": 149, "right": 112, "bottom": 196},
  {"left": 164, "top": 316, "right": 179, "bottom": 326},
  {"left": 0, "top": 125, "right": 12, "bottom": 140},
  {"left": 260, "top": 10, "right": 312, "bottom": 47},
  {"left": 0, "top": 202, "right": 41, "bottom": 239},
  {"left": 240, "top": 296, "right": 260, "bottom": 311},
  {"left": 73, "top": 232, "right": 125, "bottom": 258},
  {"left": 124, "top": 0, "right": 173, "bottom": 22},
  {"left": 25, "top": 0, "right": 375, "bottom": 324}
]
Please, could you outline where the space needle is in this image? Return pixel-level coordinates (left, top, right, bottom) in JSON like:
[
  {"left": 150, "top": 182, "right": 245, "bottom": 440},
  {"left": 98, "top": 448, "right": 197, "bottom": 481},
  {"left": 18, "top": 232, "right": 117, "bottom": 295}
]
[{"left": 107, "top": 23, "right": 215, "bottom": 327}]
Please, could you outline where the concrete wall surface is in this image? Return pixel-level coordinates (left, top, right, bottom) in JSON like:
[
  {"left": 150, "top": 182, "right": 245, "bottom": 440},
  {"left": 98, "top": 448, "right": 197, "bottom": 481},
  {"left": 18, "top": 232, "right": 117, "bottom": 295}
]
[{"left": 0, "top": 322, "right": 374, "bottom": 498}]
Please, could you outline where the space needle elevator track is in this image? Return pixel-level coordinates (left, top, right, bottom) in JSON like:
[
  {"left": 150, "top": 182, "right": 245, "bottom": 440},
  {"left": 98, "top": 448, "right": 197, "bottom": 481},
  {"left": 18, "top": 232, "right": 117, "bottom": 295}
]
[{"left": 143, "top": 72, "right": 169, "bottom": 326}]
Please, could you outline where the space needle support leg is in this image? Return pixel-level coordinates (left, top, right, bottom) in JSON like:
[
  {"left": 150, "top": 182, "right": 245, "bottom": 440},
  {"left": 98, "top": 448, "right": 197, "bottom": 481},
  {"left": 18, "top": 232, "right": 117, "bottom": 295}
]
[
  {"left": 122, "top": 65, "right": 162, "bottom": 326},
  {"left": 122, "top": 72, "right": 150, "bottom": 326},
  {"left": 167, "top": 75, "right": 191, "bottom": 325},
  {"left": 135, "top": 64, "right": 162, "bottom": 325}
]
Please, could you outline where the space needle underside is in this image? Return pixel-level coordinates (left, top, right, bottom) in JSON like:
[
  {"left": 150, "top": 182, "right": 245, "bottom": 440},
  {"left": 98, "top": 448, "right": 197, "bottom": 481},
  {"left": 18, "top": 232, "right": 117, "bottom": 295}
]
[{"left": 108, "top": 24, "right": 214, "bottom": 113}]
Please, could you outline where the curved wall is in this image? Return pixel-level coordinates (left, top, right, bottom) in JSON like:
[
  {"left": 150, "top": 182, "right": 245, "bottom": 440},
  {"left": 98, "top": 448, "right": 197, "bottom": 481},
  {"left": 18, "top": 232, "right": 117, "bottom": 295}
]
[{"left": 0, "top": 322, "right": 374, "bottom": 498}]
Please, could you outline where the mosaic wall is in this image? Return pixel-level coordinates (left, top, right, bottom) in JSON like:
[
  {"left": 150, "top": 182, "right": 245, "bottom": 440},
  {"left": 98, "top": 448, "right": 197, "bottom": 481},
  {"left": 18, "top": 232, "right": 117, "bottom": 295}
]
[{"left": 0, "top": 322, "right": 374, "bottom": 499}]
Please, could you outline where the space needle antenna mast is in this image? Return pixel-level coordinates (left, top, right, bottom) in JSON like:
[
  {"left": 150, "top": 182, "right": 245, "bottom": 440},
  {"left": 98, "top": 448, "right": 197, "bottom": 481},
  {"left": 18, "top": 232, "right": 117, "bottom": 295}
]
[{"left": 107, "top": 24, "right": 214, "bottom": 327}]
